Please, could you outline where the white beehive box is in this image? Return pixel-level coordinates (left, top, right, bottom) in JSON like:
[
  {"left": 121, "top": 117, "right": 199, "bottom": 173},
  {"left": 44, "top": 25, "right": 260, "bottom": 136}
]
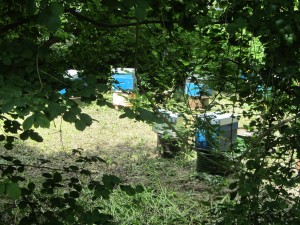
[
  {"left": 198, "top": 112, "right": 237, "bottom": 125},
  {"left": 153, "top": 109, "right": 184, "bottom": 134},
  {"left": 196, "top": 112, "right": 238, "bottom": 151},
  {"left": 112, "top": 91, "right": 136, "bottom": 108}
]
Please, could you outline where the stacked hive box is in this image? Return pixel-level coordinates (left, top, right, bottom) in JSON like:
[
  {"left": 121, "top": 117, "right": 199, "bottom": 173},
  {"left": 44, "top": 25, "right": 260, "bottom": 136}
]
[
  {"left": 185, "top": 77, "right": 210, "bottom": 110},
  {"left": 58, "top": 70, "right": 83, "bottom": 105},
  {"left": 195, "top": 112, "right": 238, "bottom": 174},
  {"left": 112, "top": 68, "right": 136, "bottom": 109},
  {"left": 195, "top": 112, "right": 238, "bottom": 151},
  {"left": 152, "top": 109, "right": 184, "bottom": 158}
]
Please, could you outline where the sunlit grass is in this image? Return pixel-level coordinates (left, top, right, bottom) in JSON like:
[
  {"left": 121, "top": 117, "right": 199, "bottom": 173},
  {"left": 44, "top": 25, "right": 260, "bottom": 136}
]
[
  {"left": 0, "top": 98, "right": 238, "bottom": 224},
  {"left": 101, "top": 187, "right": 207, "bottom": 225}
]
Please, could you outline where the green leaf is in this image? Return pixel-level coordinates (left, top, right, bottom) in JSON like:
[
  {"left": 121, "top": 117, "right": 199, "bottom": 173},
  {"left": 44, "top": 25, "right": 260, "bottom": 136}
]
[
  {"left": 238, "top": 185, "right": 249, "bottom": 197},
  {"left": 63, "top": 111, "right": 77, "bottom": 123},
  {"left": 49, "top": 2, "right": 64, "bottom": 16},
  {"left": 37, "top": 11, "right": 61, "bottom": 32},
  {"left": 80, "top": 113, "right": 93, "bottom": 126},
  {"left": 70, "top": 106, "right": 81, "bottom": 115},
  {"left": 135, "top": 0, "right": 148, "bottom": 20},
  {"left": 26, "top": 0, "right": 37, "bottom": 15},
  {"left": 86, "top": 76, "right": 97, "bottom": 85},
  {"left": 6, "top": 183, "right": 22, "bottom": 199},
  {"left": 21, "top": 48, "right": 33, "bottom": 58},
  {"left": 75, "top": 119, "right": 86, "bottom": 131},
  {"left": 37, "top": 46, "right": 51, "bottom": 59},
  {"left": 3, "top": 57, "right": 12, "bottom": 65},
  {"left": 23, "top": 115, "right": 34, "bottom": 130},
  {"left": 137, "top": 108, "right": 162, "bottom": 124},
  {"left": 0, "top": 182, "right": 5, "bottom": 195},
  {"left": 48, "top": 103, "right": 65, "bottom": 118},
  {"left": 1, "top": 101, "right": 15, "bottom": 113},
  {"left": 15, "top": 107, "right": 30, "bottom": 117},
  {"left": 226, "top": 23, "right": 238, "bottom": 34},
  {"left": 235, "top": 17, "right": 247, "bottom": 29},
  {"left": 82, "top": 87, "right": 93, "bottom": 97},
  {"left": 35, "top": 113, "right": 50, "bottom": 128},
  {"left": 123, "top": 0, "right": 135, "bottom": 8},
  {"left": 102, "top": 0, "right": 119, "bottom": 9},
  {"left": 229, "top": 96, "right": 238, "bottom": 102},
  {"left": 266, "top": 185, "right": 276, "bottom": 199}
]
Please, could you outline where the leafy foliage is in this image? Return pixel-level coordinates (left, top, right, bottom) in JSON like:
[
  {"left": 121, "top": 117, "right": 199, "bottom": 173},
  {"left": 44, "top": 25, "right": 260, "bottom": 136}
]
[
  {"left": 0, "top": 0, "right": 300, "bottom": 224},
  {"left": 0, "top": 148, "right": 146, "bottom": 224}
]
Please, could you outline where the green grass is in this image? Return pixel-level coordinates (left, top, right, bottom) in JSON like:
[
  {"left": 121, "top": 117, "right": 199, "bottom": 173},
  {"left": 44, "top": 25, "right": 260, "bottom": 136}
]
[
  {"left": 101, "top": 187, "right": 206, "bottom": 225},
  {"left": 0, "top": 100, "right": 237, "bottom": 224}
]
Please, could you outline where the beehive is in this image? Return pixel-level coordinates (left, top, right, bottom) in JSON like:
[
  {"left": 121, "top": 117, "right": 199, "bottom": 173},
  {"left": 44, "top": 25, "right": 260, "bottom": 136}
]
[
  {"left": 112, "top": 68, "right": 136, "bottom": 91},
  {"left": 112, "top": 91, "right": 136, "bottom": 109},
  {"left": 195, "top": 112, "right": 238, "bottom": 151}
]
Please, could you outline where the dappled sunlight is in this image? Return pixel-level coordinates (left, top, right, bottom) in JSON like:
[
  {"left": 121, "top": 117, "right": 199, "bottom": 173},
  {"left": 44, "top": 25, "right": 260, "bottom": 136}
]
[
  {"left": 22, "top": 105, "right": 157, "bottom": 157},
  {"left": 1, "top": 103, "right": 224, "bottom": 192}
]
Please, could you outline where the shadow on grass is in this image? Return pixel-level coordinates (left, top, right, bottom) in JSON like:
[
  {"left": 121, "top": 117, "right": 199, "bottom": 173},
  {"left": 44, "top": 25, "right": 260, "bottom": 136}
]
[
  {"left": 0, "top": 138, "right": 232, "bottom": 225},
  {"left": 0, "top": 137, "right": 226, "bottom": 194}
]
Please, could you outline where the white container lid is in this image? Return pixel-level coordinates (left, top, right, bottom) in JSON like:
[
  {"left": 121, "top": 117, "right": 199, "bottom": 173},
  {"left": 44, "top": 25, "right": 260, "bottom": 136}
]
[
  {"left": 198, "top": 112, "right": 238, "bottom": 126},
  {"left": 64, "top": 69, "right": 81, "bottom": 80},
  {"left": 112, "top": 68, "right": 135, "bottom": 74},
  {"left": 156, "top": 109, "right": 184, "bottom": 126},
  {"left": 157, "top": 109, "right": 182, "bottom": 119}
]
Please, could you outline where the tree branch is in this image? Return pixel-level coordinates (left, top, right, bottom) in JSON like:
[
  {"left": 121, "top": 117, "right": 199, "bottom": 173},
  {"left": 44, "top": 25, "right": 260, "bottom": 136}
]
[
  {"left": 0, "top": 8, "right": 163, "bottom": 35},
  {"left": 239, "top": 113, "right": 300, "bottom": 161},
  {"left": 65, "top": 8, "right": 163, "bottom": 29},
  {"left": 0, "top": 15, "right": 37, "bottom": 34}
]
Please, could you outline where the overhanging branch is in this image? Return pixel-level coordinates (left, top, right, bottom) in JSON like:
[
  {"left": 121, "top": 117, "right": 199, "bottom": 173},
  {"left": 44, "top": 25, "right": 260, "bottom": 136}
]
[
  {"left": 239, "top": 113, "right": 300, "bottom": 161},
  {"left": 65, "top": 8, "right": 163, "bottom": 29},
  {"left": 0, "top": 15, "right": 36, "bottom": 34},
  {"left": 0, "top": 8, "right": 164, "bottom": 34}
]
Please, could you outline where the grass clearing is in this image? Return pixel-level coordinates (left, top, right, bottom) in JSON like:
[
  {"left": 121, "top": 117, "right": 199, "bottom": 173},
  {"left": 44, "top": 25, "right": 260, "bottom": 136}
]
[
  {"left": 1, "top": 99, "right": 238, "bottom": 224},
  {"left": 101, "top": 187, "right": 206, "bottom": 225}
]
